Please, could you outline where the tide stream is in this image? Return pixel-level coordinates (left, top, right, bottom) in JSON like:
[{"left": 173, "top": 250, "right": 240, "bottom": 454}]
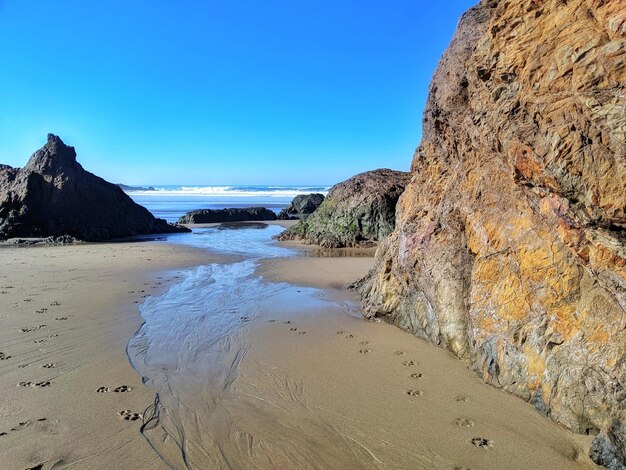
[{"left": 127, "top": 224, "right": 392, "bottom": 469}]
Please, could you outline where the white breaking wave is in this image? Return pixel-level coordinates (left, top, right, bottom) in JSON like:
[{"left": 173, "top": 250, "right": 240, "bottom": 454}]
[{"left": 125, "top": 185, "right": 330, "bottom": 198}]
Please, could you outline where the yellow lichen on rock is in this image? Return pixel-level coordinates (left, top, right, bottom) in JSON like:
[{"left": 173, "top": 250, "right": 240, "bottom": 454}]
[{"left": 358, "top": 0, "right": 626, "bottom": 465}]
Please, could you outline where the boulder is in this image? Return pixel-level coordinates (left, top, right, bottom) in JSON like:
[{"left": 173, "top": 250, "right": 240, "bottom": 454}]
[
  {"left": 357, "top": 0, "right": 626, "bottom": 466},
  {"left": 0, "top": 134, "right": 189, "bottom": 241},
  {"left": 178, "top": 207, "right": 278, "bottom": 224},
  {"left": 277, "top": 169, "right": 410, "bottom": 247},
  {"left": 277, "top": 193, "right": 325, "bottom": 220}
]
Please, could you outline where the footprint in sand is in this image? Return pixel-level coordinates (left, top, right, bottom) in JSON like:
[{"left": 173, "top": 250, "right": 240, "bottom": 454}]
[
  {"left": 410, "top": 373, "right": 423, "bottom": 379},
  {"left": 23, "top": 298, "right": 32, "bottom": 302},
  {"left": 456, "top": 396, "right": 470, "bottom": 403},
  {"left": 455, "top": 418, "right": 476, "bottom": 428},
  {"left": 113, "top": 385, "right": 132, "bottom": 393},
  {"left": 19, "top": 325, "right": 47, "bottom": 333},
  {"left": 345, "top": 334, "right": 355, "bottom": 339},
  {"left": 336, "top": 330, "right": 345, "bottom": 335},
  {"left": 55, "top": 316, "right": 68, "bottom": 321},
  {"left": 34, "top": 308, "right": 47, "bottom": 314},
  {"left": 402, "top": 360, "right": 418, "bottom": 367},
  {"left": 284, "top": 321, "right": 293, "bottom": 324},
  {"left": 359, "top": 341, "right": 370, "bottom": 345},
  {"left": 41, "top": 363, "right": 56, "bottom": 369},
  {"left": 0, "top": 352, "right": 11, "bottom": 360},
  {"left": 33, "top": 339, "right": 46, "bottom": 344},
  {"left": 96, "top": 387, "right": 111, "bottom": 393},
  {"left": 453, "top": 466, "right": 471, "bottom": 470},
  {"left": 359, "top": 349, "right": 371, "bottom": 354},
  {"left": 267, "top": 319, "right": 276, "bottom": 323},
  {"left": 289, "top": 327, "right": 298, "bottom": 331},
  {"left": 471, "top": 437, "right": 493, "bottom": 449},
  {"left": 406, "top": 389, "right": 423, "bottom": 397},
  {"left": 18, "top": 381, "right": 51, "bottom": 388},
  {"left": 10, "top": 419, "right": 43, "bottom": 431},
  {"left": 298, "top": 331, "right": 306, "bottom": 335},
  {"left": 394, "top": 350, "right": 406, "bottom": 356},
  {"left": 50, "top": 301, "right": 61, "bottom": 306},
  {"left": 118, "top": 410, "right": 142, "bottom": 421}
]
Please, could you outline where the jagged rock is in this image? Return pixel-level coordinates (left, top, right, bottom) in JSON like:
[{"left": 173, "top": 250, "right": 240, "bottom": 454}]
[
  {"left": 357, "top": 0, "right": 626, "bottom": 466},
  {"left": 277, "top": 193, "right": 325, "bottom": 220},
  {"left": 591, "top": 422, "right": 626, "bottom": 470},
  {"left": 178, "top": 207, "right": 278, "bottom": 224},
  {"left": 0, "top": 134, "right": 189, "bottom": 241},
  {"left": 277, "top": 169, "right": 410, "bottom": 248}
]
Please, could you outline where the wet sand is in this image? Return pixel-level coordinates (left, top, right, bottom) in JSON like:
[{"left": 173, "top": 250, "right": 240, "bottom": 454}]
[
  {"left": 252, "top": 250, "right": 596, "bottom": 469},
  {"left": 0, "top": 241, "right": 227, "bottom": 470}
]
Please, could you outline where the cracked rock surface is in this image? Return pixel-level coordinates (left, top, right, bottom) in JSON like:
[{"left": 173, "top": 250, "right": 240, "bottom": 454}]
[
  {"left": 357, "top": 0, "right": 626, "bottom": 466},
  {"left": 278, "top": 169, "right": 410, "bottom": 248}
]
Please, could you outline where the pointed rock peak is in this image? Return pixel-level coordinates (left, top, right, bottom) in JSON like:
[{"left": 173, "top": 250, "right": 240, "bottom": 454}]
[
  {"left": 26, "top": 133, "right": 78, "bottom": 171},
  {"left": 43, "top": 133, "right": 76, "bottom": 158},
  {"left": 47, "top": 133, "right": 62, "bottom": 144}
]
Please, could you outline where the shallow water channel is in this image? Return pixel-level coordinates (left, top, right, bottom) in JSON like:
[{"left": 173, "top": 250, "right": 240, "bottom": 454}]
[{"left": 128, "top": 224, "right": 376, "bottom": 469}]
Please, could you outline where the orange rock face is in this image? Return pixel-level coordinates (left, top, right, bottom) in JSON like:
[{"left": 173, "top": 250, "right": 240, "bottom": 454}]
[{"left": 358, "top": 0, "right": 626, "bottom": 465}]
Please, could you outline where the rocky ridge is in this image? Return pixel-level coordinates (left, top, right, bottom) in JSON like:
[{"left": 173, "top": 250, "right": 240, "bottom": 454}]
[
  {"left": 277, "top": 169, "right": 410, "bottom": 248},
  {"left": 0, "top": 134, "right": 188, "bottom": 241},
  {"left": 357, "top": 0, "right": 626, "bottom": 466}
]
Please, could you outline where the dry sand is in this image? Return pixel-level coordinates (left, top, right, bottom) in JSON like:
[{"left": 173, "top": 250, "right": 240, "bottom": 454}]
[{"left": 0, "top": 241, "right": 226, "bottom": 470}]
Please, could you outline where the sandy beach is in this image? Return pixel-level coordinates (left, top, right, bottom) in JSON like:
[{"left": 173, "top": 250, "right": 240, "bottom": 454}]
[
  {"left": 0, "top": 230, "right": 597, "bottom": 469},
  {"left": 252, "top": 247, "right": 597, "bottom": 469},
  {"left": 0, "top": 241, "right": 226, "bottom": 470}
]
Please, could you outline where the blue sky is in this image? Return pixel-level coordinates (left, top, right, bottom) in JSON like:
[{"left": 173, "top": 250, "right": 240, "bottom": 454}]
[{"left": 0, "top": 1, "right": 476, "bottom": 185}]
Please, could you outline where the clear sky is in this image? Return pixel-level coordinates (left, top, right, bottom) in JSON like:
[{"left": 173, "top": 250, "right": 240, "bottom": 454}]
[{"left": 0, "top": 1, "right": 476, "bottom": 185}]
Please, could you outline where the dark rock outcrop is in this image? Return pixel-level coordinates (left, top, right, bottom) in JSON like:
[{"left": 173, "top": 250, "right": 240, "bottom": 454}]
[
  {"left": 357, "top": 0, "right": 626, "bottom": 466},
  {"left": 117, "top": 184, "right": 156, "bottom": 191},
  {"left": 178, "top": 207, "right": 278, "bottom": 224},
  {"left": 277, "top": 193, "right": 325, "bottom": 220},
  {"left": 0, "top": 134, "right": 188, "bottom": 241},
  {"left": 277, "top": 169, "right": 410, "bottom": 247}
]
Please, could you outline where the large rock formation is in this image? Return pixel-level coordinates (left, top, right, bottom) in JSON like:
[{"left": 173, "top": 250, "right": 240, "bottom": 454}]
[
  {"left": 277, "top": 193, "right": 325, "bottom": 220},
  {"left": 178, "top": 207, "right": 278, "bottom": 224},
  {"left": 358, "top": 0, "right": 626, "bottom": 466},
  {"left": 0, "top": 134, "right": 188, "bottom": 241},
  {"left": 277, "top": 169, "right": 410, "bottom": 248}
]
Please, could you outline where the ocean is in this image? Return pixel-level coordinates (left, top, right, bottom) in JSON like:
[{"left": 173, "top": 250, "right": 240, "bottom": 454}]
[{"left": 125, "top": 185, "right": 330, "bottom": 223}]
